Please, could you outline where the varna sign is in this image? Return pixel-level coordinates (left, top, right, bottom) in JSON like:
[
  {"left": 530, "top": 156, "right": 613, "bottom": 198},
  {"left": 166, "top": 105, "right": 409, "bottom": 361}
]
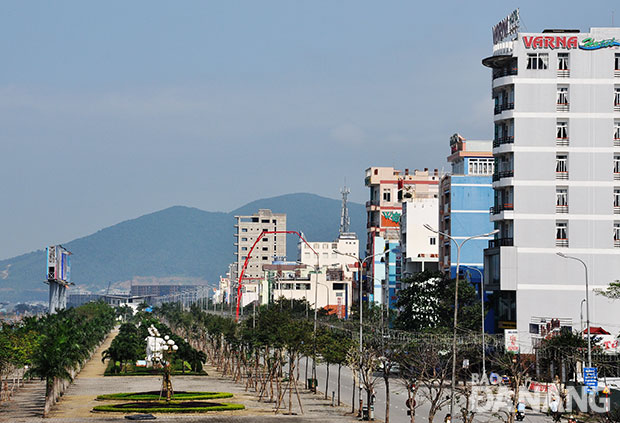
[{"left": 523, "top": 35, "right": 620, "bottom": 50}]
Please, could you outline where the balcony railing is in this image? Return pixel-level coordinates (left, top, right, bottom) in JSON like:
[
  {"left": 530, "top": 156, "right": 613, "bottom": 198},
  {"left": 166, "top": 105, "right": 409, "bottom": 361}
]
[
  {"left": 557, "top": 102, "right": 570, "bottom": 112},
  {"left": 615, "top": 206, "right": 620, "bottom": 215},
  {"left": 492, "top": 67, "right": 518, "bottom": 80},
  {"left": 492, "top": 170, "right": 514, "bottom": 181},
  {"left": 556, "top": 238, "right": 569, "bottom": 247},
  {"left": 494, "top": 102, "right": 515, "bottom": 115},
  {"left": 493, "top": 136, "right": 515, "bottom": 148},
  {"left": 490, "top": 203, "right": 514, "bottom": 214},
  {"left": 615, "top": 103, "right": 620, "bottom": 112},
  {"left": 556, "top": 137, "right": 569, "bottom": 146},
  {"left": 556, "top": 204, "right": 569, "bottom": 213},
  {"left": 488, "top": 238, "right": 513, "bottom": 248},
  {"left": 556, "top": 171, "right": 569, "bottom": 180},
  {"left": 366, "top": 200, "right": 380, "bottom": 208},
  {"left": 615, "top": 172, "right": 620, "bottom": 181},
  {"left": 615, "top": 138, "right": 620, "bottom": 147},
  {"left": 615, "top": 239, "right": 620, "bottom": 248},
  {"left": 557, "top": 69, "right": 570, "bottom": 78}
]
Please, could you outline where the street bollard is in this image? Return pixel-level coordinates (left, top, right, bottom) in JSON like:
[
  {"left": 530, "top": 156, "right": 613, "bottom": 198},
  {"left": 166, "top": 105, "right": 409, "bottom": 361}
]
[{"left": 331, "top": 391, "right": 335, "bottom": 406}]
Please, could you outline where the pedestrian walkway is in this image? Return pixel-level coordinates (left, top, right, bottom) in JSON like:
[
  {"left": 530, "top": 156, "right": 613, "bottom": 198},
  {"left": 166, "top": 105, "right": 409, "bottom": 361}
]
[{"left": 0, "top": 379, "right": 46, "bottom": 421}]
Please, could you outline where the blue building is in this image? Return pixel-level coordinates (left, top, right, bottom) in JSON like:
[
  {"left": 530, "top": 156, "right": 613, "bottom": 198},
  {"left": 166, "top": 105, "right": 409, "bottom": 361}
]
[{"left": 439, "top": 134, "right": 494, "bottom": 313}]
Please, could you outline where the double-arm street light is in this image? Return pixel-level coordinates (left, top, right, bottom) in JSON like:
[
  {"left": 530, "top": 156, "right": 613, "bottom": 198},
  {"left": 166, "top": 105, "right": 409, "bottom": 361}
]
[
  {"left": 333, "top": 248, "right": 395, "bottom": 416},
  {"left": 556, "top": 253, "right": 592, "bottom": 372},
  {"left": 423, "top": 224, "right": 499, "bottom": 418}
]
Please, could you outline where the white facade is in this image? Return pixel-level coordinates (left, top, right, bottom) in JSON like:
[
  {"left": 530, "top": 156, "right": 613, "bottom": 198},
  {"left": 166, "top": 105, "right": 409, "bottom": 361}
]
[
  {"left": 234, "top": 209, "right": 287, "bottom": 281},
  {"left": 260, "top": 262, "right": 353, "bottom": 317},
  {"left": 298, "top": 233, "right": 359, "bottom": 271},
  {"left": 400, "top": 197, "right": 439, "bottom": 278},
  {"left": 483, "top": 27, "right": 620, "bottom": 350}
]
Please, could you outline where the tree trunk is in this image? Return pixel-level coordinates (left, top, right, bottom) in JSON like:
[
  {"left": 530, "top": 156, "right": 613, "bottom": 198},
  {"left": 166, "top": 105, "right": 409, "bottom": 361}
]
[
  {"left": 351, "top": 372, "right": 356, "bottom": 414},
  {"left": 385, "top": 374, "right": 390, "bottom": 423},
  {"left": 325, "top": 363, "right": 330, "bottom": 400},
  {"left": 337, "top": 364, "right": 341, "bottom": 406},
  {"left": 288, "top": 356, "right": 294, "bottom": 415}
]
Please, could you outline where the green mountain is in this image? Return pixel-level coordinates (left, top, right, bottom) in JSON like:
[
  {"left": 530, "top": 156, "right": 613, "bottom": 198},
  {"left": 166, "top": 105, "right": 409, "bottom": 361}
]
[{"left": 0, "top": 193, "right": 366, "bottom": 303}]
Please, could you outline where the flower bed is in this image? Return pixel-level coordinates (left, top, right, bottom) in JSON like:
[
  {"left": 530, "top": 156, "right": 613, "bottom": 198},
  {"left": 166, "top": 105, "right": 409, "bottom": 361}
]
[
  {"left": 93, "top": 401, "right": 244, "bottom": 413},
  {"left": 96, "top": 391, "right": 233, "bottom": 401}
]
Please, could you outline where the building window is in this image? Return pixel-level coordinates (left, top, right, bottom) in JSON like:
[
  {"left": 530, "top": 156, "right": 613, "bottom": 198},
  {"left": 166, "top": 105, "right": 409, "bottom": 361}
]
[
  {"left": 556, "top": 222, "right": 568, "bottom": 247},
  {"left": 468, "top": 158, "right": 495, "bottom": 175},
  {"left": 261, "top": 256, "right": 268, "bottom": 261},
  {"left": 556, "top": 154, "right": 568, "bottom": 179},
  {"left": 262, "top": 246, "right": 268, "bottom": 251},
  {"left": 616, "top": 53, "right": 620, "bottom": 74},
  {"left": 615, "top": 88, "right": 620, "bottom": 111},
  {"left": 527, "top": 53, "right": 548, "bottom": 70},
  {"left": 556, "top": 121, "right": 569, "bottom": 146},
  {"left": 241, "top": 228, "right": 248, "bottom": 232},
  {"left": 615, "top": 189, "right": 620, "bottom": 214},
  {"left": 615, "top": 223, "right": 620, "bottom": 247},
  {"left": 615, "top": 155, "right": 620, "bottom": 180},
  {"left": 615, "top": 121, "right": 620, "bottom": 147},
  {"left": 241, "top": 247, "right": 248, "bottom": 251},
  {"left": 556, "top": 188, "right": 568, "bottom": 213},
  {"left": 557, "top": 53, "right": 569, "bottom": 77},
  {"left": 557, "top": 86, "right": 569, "bottom": 111},
  {"left": 383, "top": 189, "right": 391, "bottom": 202},
  {"left": 430, "top": 237, "right": 436, "bottom": 245}
]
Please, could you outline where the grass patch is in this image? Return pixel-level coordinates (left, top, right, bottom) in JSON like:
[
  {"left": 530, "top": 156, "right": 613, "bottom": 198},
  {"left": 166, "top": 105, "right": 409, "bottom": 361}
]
[
  {"left": 97, "top": 391, "right": 233, "bottom": 401},
  {"left": 92, "top": 401, "right": 245, "bottom": 413}
]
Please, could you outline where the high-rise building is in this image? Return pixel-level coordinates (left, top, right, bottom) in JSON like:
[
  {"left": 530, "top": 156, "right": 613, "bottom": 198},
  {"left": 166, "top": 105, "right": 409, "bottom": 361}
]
[
  {"left": 365, "top": 167, "right": 439, "bottom": 305},
  {"left": 482, "top": 25, "right": 620, "bottom": 347},
  {"left": 439, "top": 134, "right": 494, "bottom": 280},
  {"left": 233, "top": 209, "right": 287, "bottom": 292}
]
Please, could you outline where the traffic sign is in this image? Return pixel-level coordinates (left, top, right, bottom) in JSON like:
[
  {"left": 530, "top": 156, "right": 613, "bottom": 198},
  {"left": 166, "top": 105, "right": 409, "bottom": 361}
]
[{"left": 583, "top": 367, "right": 598, "bottom": 391}]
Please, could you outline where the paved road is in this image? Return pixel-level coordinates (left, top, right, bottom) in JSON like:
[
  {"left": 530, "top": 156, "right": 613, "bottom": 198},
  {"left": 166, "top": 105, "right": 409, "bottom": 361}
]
[{"left": 304, "top": 357, "right": 556, "bottom": 423}]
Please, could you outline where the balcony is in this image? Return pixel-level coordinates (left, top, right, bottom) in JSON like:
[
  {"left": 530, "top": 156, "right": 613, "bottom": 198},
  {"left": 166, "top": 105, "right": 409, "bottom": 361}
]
[
  {"left": 488, "top": 238, "right": 513, "bottom": 248},
  {"left": 366, "top": 199, "right": 380, "bottom": 210},
  {"left": 493, "top": 136, "right": 515, "bottom": 148},
  {"left": 492, "top": 170, "right": 514, "bottom": 182},
  {"left": 556, "top": 171, "right": 569, "bottom": 180},
  {"left": 615, "top": 138, "right": 620, "bottom": 147},
  {"left": 556, "top": 238, "right": 569, "bottom": 247},
  {"left": 490, "top": 203, "right": 514, "bottom": 214},
  {"left": 556, "top": 205, "right": 569, "bottom": 213},
  {"left": 557, "top": 69, "right": 570, "bottom": 78},
  {"left": 615, "top": 103, "right": 620, "bottom": 112},
  {"left": 556, "top": 137, "right": 569, "bottom": 147},
  {"left": 615, "top": 206, "right": 620, "bottom": 215},
  {"left": 557, "top": 102, "right": 570, "bottom": 112},
  {"left": 492, "top": 67, "right": 518, "bottom": 80},
  {"left": 615, "top": 239, "right": 620, "bottom": 248},
  {"left": 616, "top": 69, "right": 620, "bottom": 78},
  {"left": 615, "top": 172, "right": 620, "bottom": 181},
  {"left": 494, "top": 102, "right": 515, "bottom": 115}
]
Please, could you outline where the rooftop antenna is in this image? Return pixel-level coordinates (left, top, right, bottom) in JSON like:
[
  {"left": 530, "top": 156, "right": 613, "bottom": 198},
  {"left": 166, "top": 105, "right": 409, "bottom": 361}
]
[{"left": 339, "top": 182, "right": 351, "bottom": 234}]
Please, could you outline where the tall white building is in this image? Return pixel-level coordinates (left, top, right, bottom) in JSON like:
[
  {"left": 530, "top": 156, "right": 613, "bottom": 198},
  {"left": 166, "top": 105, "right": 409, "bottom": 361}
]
[
  {"left": 233, "top": 209, "right": 286, "bottom": 288},
  {"left": 483, "top": 26, "right": 620, "bottom": 348}
]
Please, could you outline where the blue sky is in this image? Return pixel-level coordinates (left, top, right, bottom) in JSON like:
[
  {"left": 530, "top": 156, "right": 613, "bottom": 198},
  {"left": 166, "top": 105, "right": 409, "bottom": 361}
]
[{"left": 1, "top": 1, "right": 618, "bottom": 259}]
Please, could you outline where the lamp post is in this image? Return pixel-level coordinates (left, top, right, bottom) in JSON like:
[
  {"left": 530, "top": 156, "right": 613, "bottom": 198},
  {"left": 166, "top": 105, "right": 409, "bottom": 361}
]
[
  {"left": 462, "top": 265, "right": 487, "bottom": 380},
  {"left": 423, "top": 224, "right": 499, "bottom": 417},
  {"left": 556, "top": 253, "right": 592, "bottom": 378},
  {"left": 333, "top": 249, "right": 390, "bottom": 417}
]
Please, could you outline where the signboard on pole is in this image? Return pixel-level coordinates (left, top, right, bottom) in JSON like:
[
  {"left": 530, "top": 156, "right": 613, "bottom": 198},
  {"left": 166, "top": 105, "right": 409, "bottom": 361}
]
[
  {"left": 504, "top": 329, "right": 519, "bottom": 353},
  {"left": 584, "top": 367, "right": 598, "bottom": 394}
]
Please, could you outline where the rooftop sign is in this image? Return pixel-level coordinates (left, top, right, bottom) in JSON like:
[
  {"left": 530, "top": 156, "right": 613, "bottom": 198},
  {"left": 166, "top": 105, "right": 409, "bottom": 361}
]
[
  {"left": 523, "top": 36, "right": 620, "bottom": 50},
  {"left": 492, "top": 9, "right": 520, "bottom": 45}
]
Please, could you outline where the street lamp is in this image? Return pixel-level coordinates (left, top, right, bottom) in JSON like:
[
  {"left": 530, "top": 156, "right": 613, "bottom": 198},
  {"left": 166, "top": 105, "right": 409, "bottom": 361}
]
[
  {"left": 556, "top": 253, "right": 592, "bottom": 372},
  {"left": 461, "top": 265, "right": 487, "bottom": 380},
  {"left": 333, "top": 248, "right": 391, "bottom": 416},
  {"left": 423, "top": 224, "right": 499, "bottom": 417}
]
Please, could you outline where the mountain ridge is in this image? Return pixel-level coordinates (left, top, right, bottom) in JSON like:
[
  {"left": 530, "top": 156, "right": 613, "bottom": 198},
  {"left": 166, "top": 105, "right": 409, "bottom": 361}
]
[{"left": 0, "top": 193, "right": 366, "bottom": 303}]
